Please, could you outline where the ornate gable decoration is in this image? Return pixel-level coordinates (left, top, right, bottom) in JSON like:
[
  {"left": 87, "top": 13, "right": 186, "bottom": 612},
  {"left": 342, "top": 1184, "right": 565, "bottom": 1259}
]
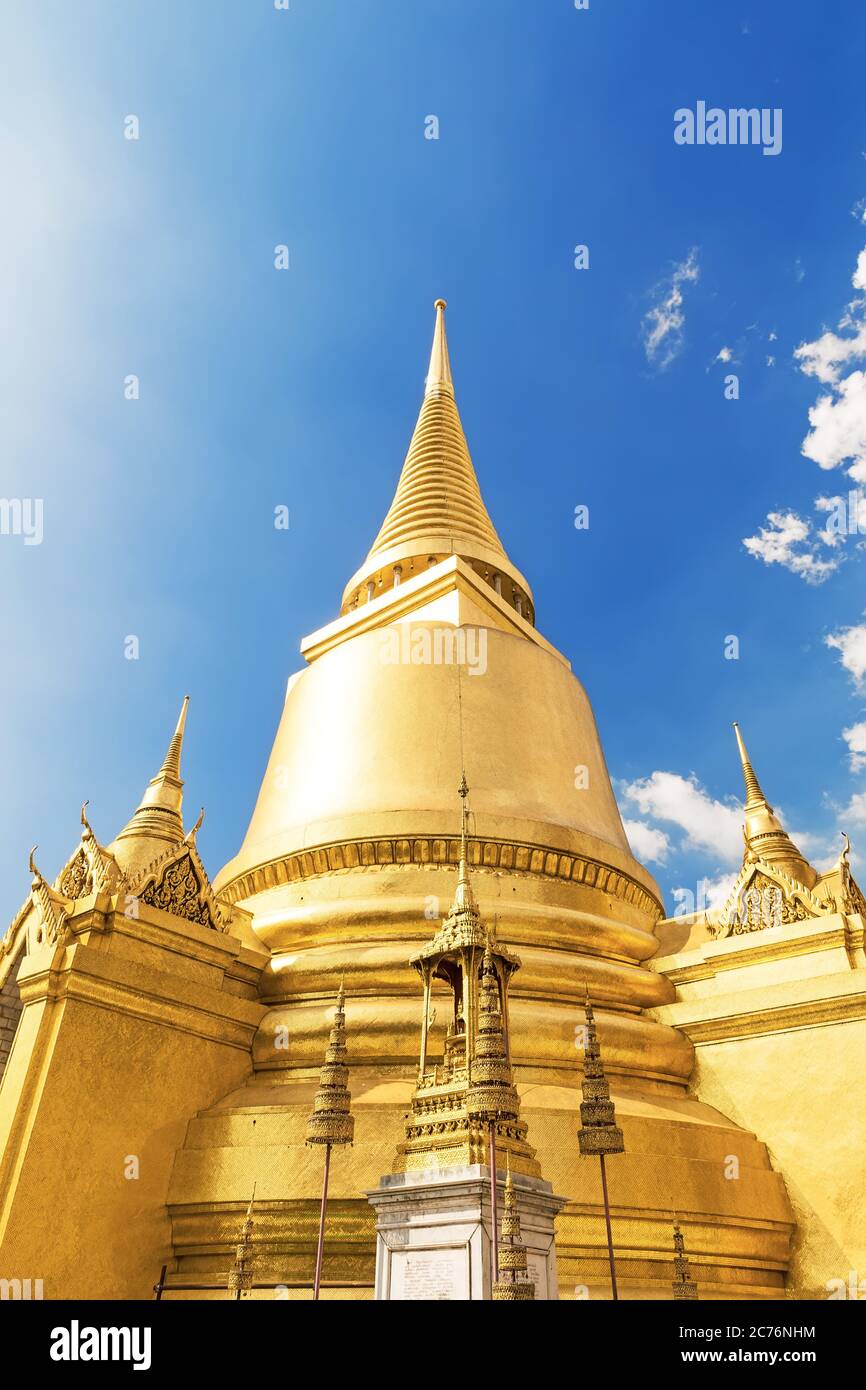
[
  {"left": 711, "top": 860, "right": 831, "bottom": 940},
  {"left": 55, "top": 804, "right": 125, "bottom": 902},
  {"left": 128, "top": 817, "right": 227, "bottom": 933},
  {"left": 58, "top": 846, "right": 92, "bottom": 901}
]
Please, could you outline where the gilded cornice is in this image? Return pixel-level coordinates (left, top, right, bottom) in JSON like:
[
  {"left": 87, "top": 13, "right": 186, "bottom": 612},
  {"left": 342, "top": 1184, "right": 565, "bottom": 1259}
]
[
  {"left": 669, "top": 990, "right": 866, "bottom": 1044},
  {"left": 218, "top": 831, "right": 664, "bottom": 921},
  {"left": 659, "top": 919, "right": 860, "bottom": 986},
  {"left": 16, "top": 940, "right": 264, "bottom": 1050}
]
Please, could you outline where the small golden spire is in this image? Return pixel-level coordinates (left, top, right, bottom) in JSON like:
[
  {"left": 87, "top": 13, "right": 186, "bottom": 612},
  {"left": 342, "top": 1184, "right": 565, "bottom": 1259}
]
[
  {"left": 306, "top": 989, "right": 354, "bottom": 1147},
  {"left": 113, "top": 697, "right": 190, "bottom": 851},
  {"left": 671, "top": 1222, "right": 699, "bottom": 1301},
  {"left": 227, "top": 1185, "right": 256, "bottom": 1298},
  {"left": 577, "top": 994, "right": 624, "bottom": 1157},
  {"left": 492, "top": 1164, "right": 535, "bottom": 1301},
  {"left": 731, "top": 722, "right": 816, "bottom": 887},
  {"left": 466, "top": 940, "right": 519, "bottom": 1125}
]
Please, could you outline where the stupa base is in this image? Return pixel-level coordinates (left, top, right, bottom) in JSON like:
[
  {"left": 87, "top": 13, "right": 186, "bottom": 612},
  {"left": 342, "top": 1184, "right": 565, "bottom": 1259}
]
[
  {"left": 163, "top": 1073, "right": 794, "bottom": 1300},
  {"left": 367, "top": 1164, "right": 564, "bottom": 1300}
]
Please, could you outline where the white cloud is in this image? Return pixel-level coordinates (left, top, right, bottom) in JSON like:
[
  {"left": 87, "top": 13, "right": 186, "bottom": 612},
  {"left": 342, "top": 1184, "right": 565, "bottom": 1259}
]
[
  {"left": 668, "top": 870, "right": 737, "bottom": 920},
  {"left": 839, "top": 791, "right": 866, "bottom": 824},
  {"left": 715, "top": 345, "right": 733, "bottom": 363},
  {"left": 701, "top": 871, "right": 738, "bottom": 910},
  {"left": 767, "top": 354, "right": 776, "bottom": 366},
  {"left": 641, "top": 249, "right": 700, "bottom": 370},
  {"left": 623, "top": 818, "right": 671, "bottom": 865},
  {"left": 795, "top": 322, "right": 866, "bottom": 387},
  {"left": 842, "top": 719, "right": 866, "bottom": 771},
  {"left": 801, "top": 370, "right": 866, "bottom": 480},
  {"left": 825, "top": 614, "right": 866, "bottom": 687},
  {"left": 619, "top": 771, "right": 743, "bottom": 864},
  {"left": 742, "top": 509, "right": 842, "bottom": 584},
  {"left": 700, "top": 867, "right": 733, "bottom": 911},
  {"left": 789, "top": 828, "right": 836, "bottom": 865},
  {"left": 790, "top": 243, "right": 866, "bottom": 483}
]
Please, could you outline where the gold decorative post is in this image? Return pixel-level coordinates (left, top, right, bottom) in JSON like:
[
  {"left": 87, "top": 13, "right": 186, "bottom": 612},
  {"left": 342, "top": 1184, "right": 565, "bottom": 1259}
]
[
  {"left": 492, "top": 1168, "right": 535, "bottom": 1301},
  {"left": 465, "top": 941, "right": 517, "bottom": 1291},
  {"left": 577, "top": 991, "right": 624, "bottom": 1299},
  {"left": 672, "top": 1223, "right": 699, "bottom": 1300},
  {"left": 306, "top": 986, "right": 354, "bottom": 1300},
  {"left": 227, "top": 1187, "right": 256, "bottom": 1300}
]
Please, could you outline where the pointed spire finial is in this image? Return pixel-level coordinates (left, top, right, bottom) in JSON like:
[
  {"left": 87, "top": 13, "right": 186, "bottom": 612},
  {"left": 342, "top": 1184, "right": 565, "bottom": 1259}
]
[
  {"left": 159, "top": 695, "right": 190, "bottom": 781},
  {"left": 731, "top": 722, "right": 817, "bottom": 887},
  {"left": 342, "top": 300, "right": 533, "bottom": 622},
  {"left": 732, "top": 722, "right": 768, "bottom": 808},
  {"left": 112, "top": 697, "right": 190, "bottom": 854},
  {"left": 449, "top": 772, "right": 478, "bottom": 922},
  {"left": 425, "top": 298, "right": 453, "bottom": 398}
]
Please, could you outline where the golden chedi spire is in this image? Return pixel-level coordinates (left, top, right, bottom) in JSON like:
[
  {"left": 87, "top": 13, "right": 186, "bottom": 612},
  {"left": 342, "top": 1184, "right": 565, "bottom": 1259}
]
[
  {"left": 732, "top": 722, "right": 816, "bottom": 888},
  {"left": 340, "top": 301, "right": 533, "bottom": 619},
  {"left": 492, "top": 1167, "right": 535, "bottom": 1302},
  {"left": 306, "top": 985, "right": 355, "bottom": 1147},
  {"left": 369, "top": 299, "right": 502, "bottom": 558},
  {"left": 110, "top": 697, "right": 189, "bottom": 872}
]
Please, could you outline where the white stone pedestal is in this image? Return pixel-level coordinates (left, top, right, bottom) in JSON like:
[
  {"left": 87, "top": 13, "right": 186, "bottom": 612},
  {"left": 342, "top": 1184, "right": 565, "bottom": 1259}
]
[{"left": 367, "top": 1165, "right": 565, "bottom": 1300}]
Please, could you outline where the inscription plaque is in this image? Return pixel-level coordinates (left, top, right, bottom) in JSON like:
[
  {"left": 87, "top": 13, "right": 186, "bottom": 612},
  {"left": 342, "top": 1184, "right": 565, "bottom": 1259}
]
[{"left": 390, "top": 1246, "right": 469, "bottom": 1301}]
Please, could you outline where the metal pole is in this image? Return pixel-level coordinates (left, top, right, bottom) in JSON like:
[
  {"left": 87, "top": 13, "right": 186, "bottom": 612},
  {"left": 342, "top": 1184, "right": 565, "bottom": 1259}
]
[
  {"left": 154, "top": 1265, "right": 166, "bottom": 1301},
  {"left": 599, "top": 1152, "right": 618, "bottom": 1300},
  {"left": 313, "top": 1143, "right": 332, "bottom": 1301},
  {"left": 488, "top": 1121, "right": 499, "bottom": 1296}
]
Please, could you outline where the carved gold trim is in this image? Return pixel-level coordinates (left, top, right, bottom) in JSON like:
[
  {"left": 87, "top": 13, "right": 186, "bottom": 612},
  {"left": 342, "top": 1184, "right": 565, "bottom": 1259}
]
[
  {"left": 218, "top": 835, "right": 663, "bottom": 920},
  {"left": 675, "top": 992, "right": 866, "bottom": 1044}
]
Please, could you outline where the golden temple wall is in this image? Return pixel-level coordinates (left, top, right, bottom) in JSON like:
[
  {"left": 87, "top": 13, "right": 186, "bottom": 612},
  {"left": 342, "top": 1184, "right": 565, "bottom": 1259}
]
[
  {"left": 0, "top": 898, "right": 267, "bottom": 1299},
  {"left": 654, "top": 910, "right": 866, "bottom": 1298}
]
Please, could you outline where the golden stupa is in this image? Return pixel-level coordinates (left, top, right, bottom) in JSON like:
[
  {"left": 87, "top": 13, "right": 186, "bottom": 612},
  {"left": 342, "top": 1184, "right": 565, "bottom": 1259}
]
[{"left": 1, "top": 301, "right": 864, "bottom": 1301}]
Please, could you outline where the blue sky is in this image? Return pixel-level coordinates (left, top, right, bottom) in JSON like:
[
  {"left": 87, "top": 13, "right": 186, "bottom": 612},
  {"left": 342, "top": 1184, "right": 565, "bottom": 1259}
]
[{"left": 2, "top": 0, "right": 866, "bottom": 921}]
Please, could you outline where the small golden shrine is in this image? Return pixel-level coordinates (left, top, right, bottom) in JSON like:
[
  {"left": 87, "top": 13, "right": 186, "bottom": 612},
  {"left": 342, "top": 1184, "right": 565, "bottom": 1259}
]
[{"left": 395, "top": 775, "right": 540, "bottom": 1180}]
